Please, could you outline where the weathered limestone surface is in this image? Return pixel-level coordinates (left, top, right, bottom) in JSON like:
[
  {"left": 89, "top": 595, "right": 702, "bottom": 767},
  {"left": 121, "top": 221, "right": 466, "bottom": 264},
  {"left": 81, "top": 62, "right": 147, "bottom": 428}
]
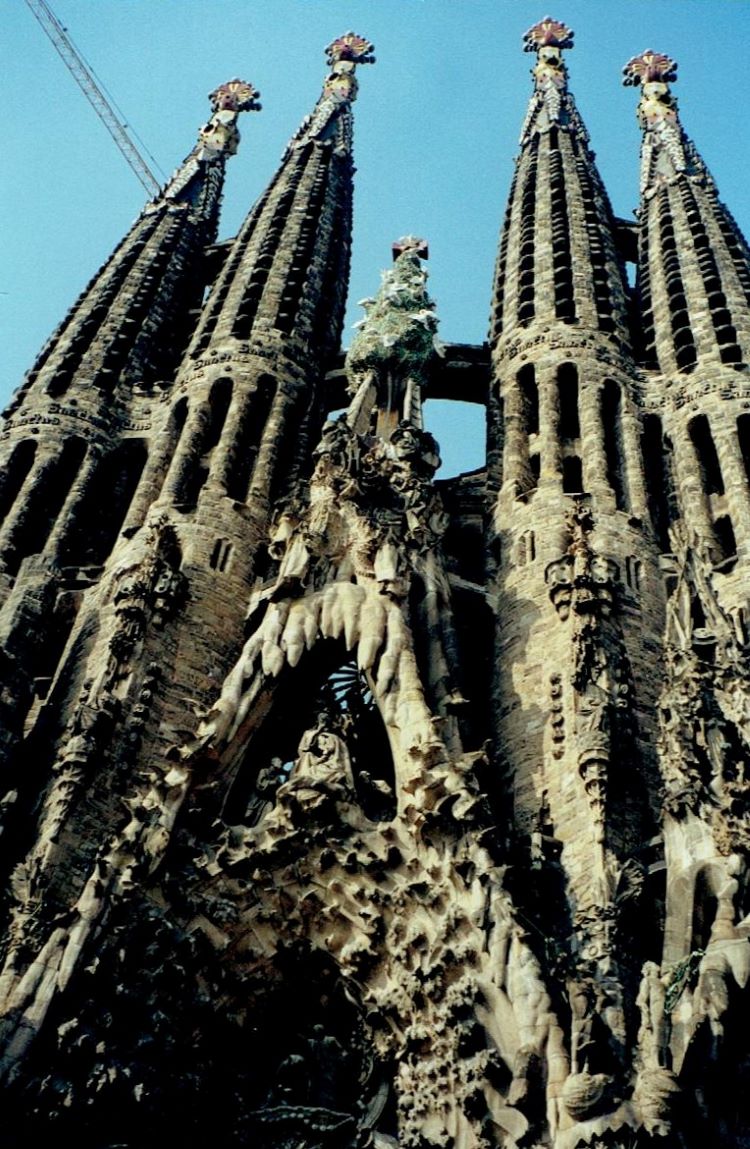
[{"left": 1, "top": 19, "right": 750, "bottom": 1149}]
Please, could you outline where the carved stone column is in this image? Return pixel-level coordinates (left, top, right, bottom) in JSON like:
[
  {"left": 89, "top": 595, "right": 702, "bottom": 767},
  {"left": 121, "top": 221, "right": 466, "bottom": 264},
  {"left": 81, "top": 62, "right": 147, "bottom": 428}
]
[
  {"left": 0, "top": 460, "right": 58, "bottom": 570},
  {"left": 207, "top": 389, "right": 249, "bottom": 494},
  {"left": 41, "top": 446, "right": 102, "bottom": 563},
  {"left": 248, "top": 386, "right": 297, "bottom": 505},
  {"left": 715, "top": 424, "right": 750, "bottom": 555},
  {"left": 538, "top": 363, "right": 563, "bottom": 488},
  {"left": 620, "top": 398, "right": 649, "bottom": 520},
  {"left": 672, "top": 424, "right": 717, "bottom": 546},
  {"left": 501, "top": 382, "right": 531, "bottom": 497},
  {"left": 162, "top": 402, "right": 210, "bottom": 505},
  {"left": 121, "top": 431, "right": 178, "bottom": 535},
  {"left": 579, "top": 383, "right": 609, "bottom": 497}
]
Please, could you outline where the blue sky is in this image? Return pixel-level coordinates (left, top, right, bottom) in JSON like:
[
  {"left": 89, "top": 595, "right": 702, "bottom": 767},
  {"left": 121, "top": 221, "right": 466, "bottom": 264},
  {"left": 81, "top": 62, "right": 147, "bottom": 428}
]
[{"left": 3, "top": 1, "right": 749, "bottom": 475}]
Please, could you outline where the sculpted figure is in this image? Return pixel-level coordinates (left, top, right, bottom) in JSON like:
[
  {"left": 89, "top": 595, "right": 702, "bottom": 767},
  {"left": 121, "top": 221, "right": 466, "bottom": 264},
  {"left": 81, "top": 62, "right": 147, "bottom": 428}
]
[
  {"left": 292, "top": 720, "right": 355, "bottom": 795},
  {"left": 637, "top": 961, "right": 668, "bottom": 1069},
  {"left": 568, "top": 978, "right": 598, "bottom": 1073},
  {"left": 245, "top": 758, "right": 286, "bottom": 826},
  {"left": 695, "top": 951, "right": 732, "bottom": 1040},
  {"left": 247, "top": 715, "right": 362, "bottom": 844},
  {"left": 268, "top": 1024, "right": 353, "bottom": 1112}
]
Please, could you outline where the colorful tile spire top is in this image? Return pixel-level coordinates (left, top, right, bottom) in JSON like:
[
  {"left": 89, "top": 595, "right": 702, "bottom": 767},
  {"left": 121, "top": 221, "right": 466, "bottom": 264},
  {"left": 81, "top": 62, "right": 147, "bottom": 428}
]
[
  {"left": 318, "top": 32, "right": 375, "bottom": 110},
  {"left": 522, "top": 16, "right": 573, "bottom": 105},
  {"left": 193, "top": 79, "right": 260, "bottom": 162},
  {"left": 623, "top": 50, "right": 685, "bottom": 189},
  {"left": 326, "top": 33, "right": 376, "bottom": 67},
  {"left": 523, "top": 17, "right": 574, "bottom": 53},
  {"left": 623, "top": 51, "right": 678, "bottom": 88},
  {"left": 208, "top": 80, "right": 261, "bottom": 115}
]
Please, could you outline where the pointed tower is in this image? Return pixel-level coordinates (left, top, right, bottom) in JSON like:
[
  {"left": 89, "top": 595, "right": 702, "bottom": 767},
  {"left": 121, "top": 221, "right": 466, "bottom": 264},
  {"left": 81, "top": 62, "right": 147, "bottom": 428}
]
[
  {"left": 491, "top": 18, "right": 631, "bottom": 348},
  {"left": 0, "top": 40, "right": 377, "bottom": 1128},
  {"left": 7, "top": 79, "right": 259, "bottom": 414},
  {"left": 487, "top": 22, "right": 669, "bottom": 1123},
  {"left": 0, "top": 81, "right": 258, "bottom": 781},
  {"left": 0, "top": 82, "right": 259, "bottom": 584},
  {"left": 626, "top": 50, "right": 750, "bottom": 573},
  {"left": 626, "top": 54, "right": 750, "bottom": 1137},
  {"left": 489, "top": 17, "right": 647, "bottom": 516},
  {"left": 167, "top": 32, "right": 375, "bottom": 522}
]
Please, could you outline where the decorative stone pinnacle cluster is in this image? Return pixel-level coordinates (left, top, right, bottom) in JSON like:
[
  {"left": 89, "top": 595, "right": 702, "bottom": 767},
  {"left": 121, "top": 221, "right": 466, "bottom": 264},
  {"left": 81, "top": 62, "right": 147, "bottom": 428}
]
[
  {"left": 197, "top": 78, "right": 261, "bottom": 159},
  {"left": 623, "top": 50, "right": 681, "bottom": 132},
  {"left": 524, "top": 16, "right": 574, "bottom": 93},
  {"left": 622, "top": 50, "right": 678, "bottom": 87},
  {"left": 208, "top": 79, "right": 262, "bottom": 114},
  {"left": 322, "top": 32, "right": 375, "bottom": 105},
  {"left": 523, "top": 16, "right": 574, "bottom": 53}
]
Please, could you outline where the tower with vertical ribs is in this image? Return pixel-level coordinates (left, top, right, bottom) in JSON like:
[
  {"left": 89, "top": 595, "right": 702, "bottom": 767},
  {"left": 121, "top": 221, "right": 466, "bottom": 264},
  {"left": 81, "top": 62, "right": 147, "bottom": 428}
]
[{"left": 2, "top": 19, "right": 750, "bottom": 1149}]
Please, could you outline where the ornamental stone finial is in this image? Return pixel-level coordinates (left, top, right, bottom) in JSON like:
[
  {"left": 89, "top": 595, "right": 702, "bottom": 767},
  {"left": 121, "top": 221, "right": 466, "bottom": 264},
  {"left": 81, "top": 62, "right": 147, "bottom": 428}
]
[
  {"left": 198, "top": 79, "right": 261, "bottom": 158},
  {"left": 622, "top": 50, "right": 678, "bottom": 87},
  {"left": 303, "top": 32, "right": 374, "bottom": 144},
  {"left": 392, "top": 235, "right": 429, "bottom": 261},
  {"left": 325, "top": 32, "right": 376, "bottom": 68},
  {"left": 623, "top": 51, "right": 679, "bottom": 132},
  {"left": 623, "top": 51, "right": 687, "bottom": 192},
  {"left": 523, "top": 17, "right": 574, "bottom": 53},
  {"left": 523, "top": 17, "right": 573, "bottom": 94},
  {"left": 208, "top": 79, "right": 262, "bottom": 114},
  {"left": 320, "top": 32, "right": 375, "bottom": 107}
]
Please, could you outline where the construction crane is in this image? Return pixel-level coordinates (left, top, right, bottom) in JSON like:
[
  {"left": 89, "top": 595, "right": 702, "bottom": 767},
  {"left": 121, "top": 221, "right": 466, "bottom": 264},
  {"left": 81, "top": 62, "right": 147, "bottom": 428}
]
[{"left": 25, "top": 0, "right": 162, "bottom": 198}]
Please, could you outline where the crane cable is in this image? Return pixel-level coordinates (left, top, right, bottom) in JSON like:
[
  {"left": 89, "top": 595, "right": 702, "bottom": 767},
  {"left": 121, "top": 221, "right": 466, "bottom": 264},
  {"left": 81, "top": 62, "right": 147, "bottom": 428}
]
[{"left": 24, "top": 0, "right": 164, "bottom": 198}]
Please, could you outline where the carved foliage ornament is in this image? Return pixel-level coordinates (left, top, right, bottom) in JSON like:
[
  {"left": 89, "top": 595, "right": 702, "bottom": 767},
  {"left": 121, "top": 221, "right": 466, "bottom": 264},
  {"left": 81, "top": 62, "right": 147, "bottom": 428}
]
[{"left": 347, "top": 243, "right": 441, "bottom": 384}]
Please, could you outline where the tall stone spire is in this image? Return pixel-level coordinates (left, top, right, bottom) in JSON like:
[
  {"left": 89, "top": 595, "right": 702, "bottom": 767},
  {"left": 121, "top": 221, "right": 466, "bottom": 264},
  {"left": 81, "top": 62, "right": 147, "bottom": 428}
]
[
  {"left": 158, "top": 33, "right": 374, "bottom": 535},
  {"left": 624, "top": 50, "right": 750, "bottom": 605},
  {"left": 625, "top": 50, "right": 750, "bottom": 374},
  {"left": 490, "top": 18, "right": 631, "bottom": 348},
  {"left": 0, "top": 82, "right": 258, "bottom": 704},
  {"left": 11, "top": 82, "right": 259, "bottom": 407},
  {"left": 486, "top": 30, "right": 666, "bottom": 1115},
  {"left": 187, "top": 33, "right": 375, "bottom": 370},
  {"left": 489, "top": 20, "right": 647, "bottom": 520}
]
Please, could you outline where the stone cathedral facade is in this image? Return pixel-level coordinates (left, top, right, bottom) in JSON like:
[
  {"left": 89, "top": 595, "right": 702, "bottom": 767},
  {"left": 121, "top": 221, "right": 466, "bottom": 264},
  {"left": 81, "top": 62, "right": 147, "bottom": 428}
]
[{"left": 2, "top": 17, "right": 750, "bottom": 1148}]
